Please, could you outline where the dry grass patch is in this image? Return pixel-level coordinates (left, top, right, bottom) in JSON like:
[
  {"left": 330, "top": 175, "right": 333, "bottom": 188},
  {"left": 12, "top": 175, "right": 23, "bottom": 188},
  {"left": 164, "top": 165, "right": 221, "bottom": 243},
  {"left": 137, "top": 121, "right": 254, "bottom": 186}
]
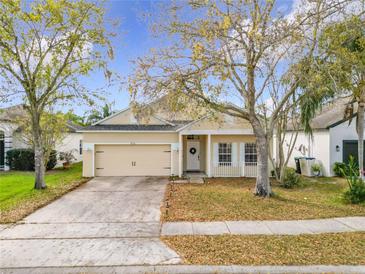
[
  {"left": 163, "top": 177, "right": 365, "bottom": 221},
  {"left": 162, "top": 233, "right": 365, "bottom": 265}
]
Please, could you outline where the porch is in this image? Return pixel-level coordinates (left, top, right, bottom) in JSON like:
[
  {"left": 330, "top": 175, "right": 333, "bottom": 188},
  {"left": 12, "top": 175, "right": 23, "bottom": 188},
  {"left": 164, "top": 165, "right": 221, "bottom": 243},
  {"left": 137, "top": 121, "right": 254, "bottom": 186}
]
[{"left": 179, "top": 133, "right": 258, "bottom": 178}]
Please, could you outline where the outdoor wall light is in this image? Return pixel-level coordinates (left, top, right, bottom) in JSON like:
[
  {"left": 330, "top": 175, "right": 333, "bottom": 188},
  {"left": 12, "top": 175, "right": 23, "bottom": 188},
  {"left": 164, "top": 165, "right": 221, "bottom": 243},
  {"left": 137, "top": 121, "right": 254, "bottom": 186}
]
[{"left": 336, "top": 145, "right": 340, "bottom": 152}]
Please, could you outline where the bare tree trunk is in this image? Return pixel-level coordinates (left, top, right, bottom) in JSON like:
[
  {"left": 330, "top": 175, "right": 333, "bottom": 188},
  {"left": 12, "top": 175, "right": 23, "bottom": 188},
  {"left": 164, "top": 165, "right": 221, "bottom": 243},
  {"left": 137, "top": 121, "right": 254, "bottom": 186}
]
[
  {"left": 255, "top": 133, "right": 271, "bottom": 197},
  {"left": 251, "top": 115, "right": 271, "bottom": 197},
  {"left": 357, "top": 101, "right": 365, "bottom": 178},
  {"left": 32, "top": 112, "right": 46, "bottom": 189}
]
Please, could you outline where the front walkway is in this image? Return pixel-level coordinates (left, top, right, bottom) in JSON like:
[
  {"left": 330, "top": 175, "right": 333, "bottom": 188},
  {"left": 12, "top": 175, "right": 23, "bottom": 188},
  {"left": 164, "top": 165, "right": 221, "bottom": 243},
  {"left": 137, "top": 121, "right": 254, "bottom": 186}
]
[
  {"left": 161, "top": 217, "right": 365, "bottom": 236},
  {"left": 0, "top": 177, "right": 181, "bottom": 268}
]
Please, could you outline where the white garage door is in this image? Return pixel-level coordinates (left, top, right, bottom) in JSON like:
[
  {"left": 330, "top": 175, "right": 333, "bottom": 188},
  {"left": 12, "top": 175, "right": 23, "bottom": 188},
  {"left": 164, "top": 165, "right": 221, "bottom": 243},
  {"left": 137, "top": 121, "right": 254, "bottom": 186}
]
[{"left": 94, "top": 144, "right": 171, "bottom": 176}]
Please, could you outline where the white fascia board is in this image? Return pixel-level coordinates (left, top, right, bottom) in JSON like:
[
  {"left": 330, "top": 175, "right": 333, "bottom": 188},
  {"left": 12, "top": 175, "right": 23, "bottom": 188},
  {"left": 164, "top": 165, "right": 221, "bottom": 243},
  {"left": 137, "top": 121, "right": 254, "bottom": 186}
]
[
  {"left": 180, "top": 129, "right": 254, "bottom": 135},
  {"left": 77, "top": 130, "right": 177, "bottom": 133},
  {"left": 176, "top": 115, "right": 210, "bottom": 132},
  {"left": 152, "top": 115, "right": 175, "bottom": 126}
]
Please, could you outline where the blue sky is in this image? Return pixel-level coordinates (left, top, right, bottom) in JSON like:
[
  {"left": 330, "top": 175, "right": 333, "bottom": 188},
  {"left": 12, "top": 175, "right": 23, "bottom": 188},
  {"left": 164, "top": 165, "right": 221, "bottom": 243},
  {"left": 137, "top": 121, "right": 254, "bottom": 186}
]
[
  {"left": 1, "top": 0, "right": 296, "bottom": 115},
  {"left": 77, "top": 0, "right": 296, "bottom": 116}
]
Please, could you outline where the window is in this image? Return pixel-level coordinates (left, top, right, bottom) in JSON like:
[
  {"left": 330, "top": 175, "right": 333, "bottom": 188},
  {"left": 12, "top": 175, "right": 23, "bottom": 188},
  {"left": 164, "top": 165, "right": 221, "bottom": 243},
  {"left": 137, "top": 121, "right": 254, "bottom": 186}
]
[
  {"left": 219, "top": 143, "right": 232, "bottom": 165},
  {"left": 79, "top": 140, "right": 83, "bottom": 155},
  {"left": 245, "top": 143, "right": 257, "bottom": 163}
]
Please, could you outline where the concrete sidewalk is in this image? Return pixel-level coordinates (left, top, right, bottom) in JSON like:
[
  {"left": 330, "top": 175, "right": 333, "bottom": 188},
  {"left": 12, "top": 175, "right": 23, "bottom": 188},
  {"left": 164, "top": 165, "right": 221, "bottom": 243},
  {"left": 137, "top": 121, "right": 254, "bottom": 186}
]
[
  {"left": 1, "top": 265, "right": 364, "bottom": 273},
  {"left": 161, "top": 216, "right": 365, "bottom": 236}
]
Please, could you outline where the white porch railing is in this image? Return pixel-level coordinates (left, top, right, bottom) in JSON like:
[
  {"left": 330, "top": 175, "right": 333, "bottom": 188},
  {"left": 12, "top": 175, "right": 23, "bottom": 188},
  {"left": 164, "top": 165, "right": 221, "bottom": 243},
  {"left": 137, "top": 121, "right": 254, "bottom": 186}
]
[
  {"left": 211, "top": 162, "right": 258, "bottom": 177},
  {"left": 243, "top": 162, "right": 258, "bottom": 177},
  {"left": 212, "top": 162, "right": 241, "bottom": 177}
]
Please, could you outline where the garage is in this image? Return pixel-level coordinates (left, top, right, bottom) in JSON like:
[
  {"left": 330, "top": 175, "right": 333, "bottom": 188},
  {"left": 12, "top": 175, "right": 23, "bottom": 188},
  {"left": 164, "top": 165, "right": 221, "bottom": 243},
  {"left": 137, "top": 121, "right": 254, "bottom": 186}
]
[
  {"left": 94, "top": 144, "right": 171, "bottom": 176},
  {"left": 343, "top": 140, "right": 365, "bottom": 165}
]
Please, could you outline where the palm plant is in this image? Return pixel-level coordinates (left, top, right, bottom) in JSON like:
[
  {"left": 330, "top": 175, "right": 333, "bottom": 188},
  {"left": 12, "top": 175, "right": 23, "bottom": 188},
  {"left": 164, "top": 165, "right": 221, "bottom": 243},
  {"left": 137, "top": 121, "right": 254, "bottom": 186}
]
[{"left": 86, "top": 103, "right": 115, "bottom": 125}]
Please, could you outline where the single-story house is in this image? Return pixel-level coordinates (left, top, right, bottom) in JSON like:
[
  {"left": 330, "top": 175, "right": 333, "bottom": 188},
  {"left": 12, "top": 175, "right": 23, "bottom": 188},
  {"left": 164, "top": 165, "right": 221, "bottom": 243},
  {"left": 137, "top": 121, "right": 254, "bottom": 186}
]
[
  {"left": 0, "top": 105, "right": 83, "bottom": 171},
  {"left": 79, "top": 99, "right": 259, "bottom": 178},
  {"left": 279, "top": 98, "right": 365, "bottom": 176}
]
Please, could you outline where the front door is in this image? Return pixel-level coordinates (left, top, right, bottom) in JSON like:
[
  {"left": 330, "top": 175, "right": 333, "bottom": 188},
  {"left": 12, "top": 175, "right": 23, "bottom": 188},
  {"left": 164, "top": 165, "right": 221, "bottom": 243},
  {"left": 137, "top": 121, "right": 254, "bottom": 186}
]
[{"left": 187, "top": 141, "right": 200, "bottom": 170}]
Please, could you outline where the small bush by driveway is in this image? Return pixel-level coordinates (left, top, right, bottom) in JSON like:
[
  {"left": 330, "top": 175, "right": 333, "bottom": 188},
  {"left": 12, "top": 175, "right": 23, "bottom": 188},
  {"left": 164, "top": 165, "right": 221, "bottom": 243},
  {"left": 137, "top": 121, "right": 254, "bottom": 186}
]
[{"left": 0, "top": 162, "right": 88, "bottom": 223}]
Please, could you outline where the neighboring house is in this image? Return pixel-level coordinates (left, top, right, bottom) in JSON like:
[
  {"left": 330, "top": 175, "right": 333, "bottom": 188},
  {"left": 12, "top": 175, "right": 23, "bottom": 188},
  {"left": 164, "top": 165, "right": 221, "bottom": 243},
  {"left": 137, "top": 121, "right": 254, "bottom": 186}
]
[
  {"left": 79, "top": 99, "right": 259, "bottom": 178},
  {"left": 0, "top": 105, "right": 83, "bottom": 171},
  {"left": 278, "top": 98, "right": 365, "bottom": 177}
]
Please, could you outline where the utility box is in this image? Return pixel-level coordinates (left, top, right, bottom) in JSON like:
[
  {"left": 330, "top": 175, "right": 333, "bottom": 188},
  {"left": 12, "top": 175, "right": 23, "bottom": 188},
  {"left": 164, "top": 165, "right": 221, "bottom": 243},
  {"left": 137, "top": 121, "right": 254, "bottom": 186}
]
[{"left": 299, "top": 157, "right": 316, "bottom": 177}]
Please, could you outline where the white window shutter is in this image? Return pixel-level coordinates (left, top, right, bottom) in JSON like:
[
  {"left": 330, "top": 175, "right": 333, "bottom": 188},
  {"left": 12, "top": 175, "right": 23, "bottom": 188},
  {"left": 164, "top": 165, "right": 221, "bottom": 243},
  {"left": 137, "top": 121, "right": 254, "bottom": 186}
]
[
  {"left": 240, "top": 143, "right": 245, "bottom": 163},
  {"left": 232, "top": 143, "right": 238, "bottom": 166},
  {"left": 213, "top": 143, "right": 219, "bottom": 167}
]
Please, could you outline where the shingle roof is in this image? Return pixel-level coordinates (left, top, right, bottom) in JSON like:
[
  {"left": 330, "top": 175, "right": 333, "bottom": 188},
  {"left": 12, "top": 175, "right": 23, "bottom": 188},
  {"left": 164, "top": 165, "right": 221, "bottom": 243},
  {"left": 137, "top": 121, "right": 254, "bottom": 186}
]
[
  {"left": 0, "top": 104, "right": 27, "bottom": 121},
  {"left": 288, "top": 97, "right": 357, "bottom": 131},
  {"left": 309, "top": 98, "right": 358, "bottom": 129},
  {"left": 79, "top": 123, "right": 189, "bottom": 132}
]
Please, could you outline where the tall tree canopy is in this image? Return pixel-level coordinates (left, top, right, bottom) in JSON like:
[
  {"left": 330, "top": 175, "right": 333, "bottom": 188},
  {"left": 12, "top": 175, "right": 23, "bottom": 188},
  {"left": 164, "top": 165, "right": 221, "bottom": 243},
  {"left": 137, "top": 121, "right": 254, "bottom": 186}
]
[
  {"left": 0, "top": 0, "right": 114, "bottom": 189},
  {"left": 300, "top": 14, "right": 365, "bottom": 176},
  {"left": 130, "top": 0, "right": 349, "bottom": 196}
]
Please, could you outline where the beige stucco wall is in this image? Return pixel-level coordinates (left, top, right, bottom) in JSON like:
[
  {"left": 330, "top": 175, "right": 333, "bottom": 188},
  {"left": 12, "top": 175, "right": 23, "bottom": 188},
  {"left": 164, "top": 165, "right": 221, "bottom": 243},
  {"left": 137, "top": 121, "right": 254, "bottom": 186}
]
[
  {"left": 189, "top": 115, "right": 252, "bottom": 131},
  {"left": 82, "top": 132, "right": 179, "bottom": 177},
  {"left": 82, "top": 150, "right": 93, "bottom": 177}
]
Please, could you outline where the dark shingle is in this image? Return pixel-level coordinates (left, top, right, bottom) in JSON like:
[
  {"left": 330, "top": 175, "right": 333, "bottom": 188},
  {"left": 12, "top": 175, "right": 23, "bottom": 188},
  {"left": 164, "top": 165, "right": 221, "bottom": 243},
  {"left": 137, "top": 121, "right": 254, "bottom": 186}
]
[{"left": 79, "top": 123, "right": 188, "bottom": 131}]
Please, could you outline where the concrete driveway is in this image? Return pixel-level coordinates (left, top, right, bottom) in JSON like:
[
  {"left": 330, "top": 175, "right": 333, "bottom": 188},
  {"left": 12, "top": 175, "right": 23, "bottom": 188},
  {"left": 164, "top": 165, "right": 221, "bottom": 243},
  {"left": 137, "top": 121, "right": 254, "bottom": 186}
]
[{"left": 0, "top": 177, "right": 181, "bottom": 268}]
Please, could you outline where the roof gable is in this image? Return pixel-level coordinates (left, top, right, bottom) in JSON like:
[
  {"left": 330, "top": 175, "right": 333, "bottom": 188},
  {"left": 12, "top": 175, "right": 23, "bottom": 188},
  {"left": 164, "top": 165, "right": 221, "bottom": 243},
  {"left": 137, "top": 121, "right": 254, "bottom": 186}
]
[
  {"left": 97, "top": 108, "right": 170, "bottom": 125},
  {"left": 179, "top": 113, "right": 252, "bottom": 132}
]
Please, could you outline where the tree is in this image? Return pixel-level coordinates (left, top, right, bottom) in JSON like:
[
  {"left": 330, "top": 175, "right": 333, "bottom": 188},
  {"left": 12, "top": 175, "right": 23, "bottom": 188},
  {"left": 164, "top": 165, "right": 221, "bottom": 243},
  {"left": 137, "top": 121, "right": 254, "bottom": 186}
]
[
  {"left": 86, "top": 103, "right": 115, "bottom": 125},
  {"left": 0, "top": 0, "right": 114, "bottom": 189},
  {"left": 18, "top": 110, "right": 69, "bottom": 168},
  {"left": 130, "top": 0, "right": 344, "bottom": 197},
  {"left": 300, "top": 15, "right": 365, "bottom": 177}
]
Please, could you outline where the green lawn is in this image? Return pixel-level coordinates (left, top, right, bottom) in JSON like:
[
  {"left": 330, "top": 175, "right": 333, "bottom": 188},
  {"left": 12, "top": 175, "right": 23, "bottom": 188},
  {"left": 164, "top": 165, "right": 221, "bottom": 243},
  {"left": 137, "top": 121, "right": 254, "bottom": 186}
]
[
  {"left": 0, "top": 162, "right": 88, "bottom": 223},
  {"left": 163, "top": 177, "right": 365, "bottom": 221}
]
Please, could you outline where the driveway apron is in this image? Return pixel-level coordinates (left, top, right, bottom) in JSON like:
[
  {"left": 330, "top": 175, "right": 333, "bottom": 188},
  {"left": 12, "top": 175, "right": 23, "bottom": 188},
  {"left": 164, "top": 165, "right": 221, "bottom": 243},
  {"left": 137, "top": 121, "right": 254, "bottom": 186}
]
[{"left": 0, "top": 177, "right": 181, "bottom": 268}]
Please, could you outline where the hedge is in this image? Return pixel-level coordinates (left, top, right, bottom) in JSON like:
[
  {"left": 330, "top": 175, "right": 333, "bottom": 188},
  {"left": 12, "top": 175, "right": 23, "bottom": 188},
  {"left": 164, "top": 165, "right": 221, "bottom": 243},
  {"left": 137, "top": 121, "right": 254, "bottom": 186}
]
[{"left": 5, "top": 148, "right": 57, "bottom": 171}]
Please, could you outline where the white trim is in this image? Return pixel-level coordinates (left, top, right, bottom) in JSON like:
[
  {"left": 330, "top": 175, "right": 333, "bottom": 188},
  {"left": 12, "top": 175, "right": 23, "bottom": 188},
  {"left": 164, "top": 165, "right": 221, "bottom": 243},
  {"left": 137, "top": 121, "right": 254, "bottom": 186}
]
[
  {"left": 92, "top": 106, "right": 130, "bottom": 125},
  {"left": 180, "top": 129, "right": 254, "bottom": 135},
  {"left": 207, "top": 134, "right": 211, "bottom": 177},
  {"left": 152, "top": 115, "right": 175, "bottom": 126},
  {"left": 176, "top": 115, "right": 210, "bottom": 132},
  {"left": 91, "top": 142, "right": 175, "bottom": 145},
  {"left": 170, "top": 144, "right": 174, "bottom": 176},
  {"left": 77, "top": 130, "right": 177, "bottom": 133},
  {"left": 92, "top": 142, "right": 174, "bottom": 177},
  {"left": 179, "top": 133, "right": 183, "bottom": 177},
  {"left": 92, "top": 143, "right": 95, "bottom": 177}
]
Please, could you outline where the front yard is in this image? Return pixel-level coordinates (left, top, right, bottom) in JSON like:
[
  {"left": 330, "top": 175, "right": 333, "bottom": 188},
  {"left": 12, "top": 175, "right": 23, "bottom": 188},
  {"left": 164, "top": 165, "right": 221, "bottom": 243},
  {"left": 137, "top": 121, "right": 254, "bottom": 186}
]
[
  {"left": 0, "top": 162, "right": 88, "bottom": 223},
  {"left": 163, "top": 177, "right": 365, "bottom": 221},
  {"left": 162, "top": 232, "right": 365, "bottom": 265}
]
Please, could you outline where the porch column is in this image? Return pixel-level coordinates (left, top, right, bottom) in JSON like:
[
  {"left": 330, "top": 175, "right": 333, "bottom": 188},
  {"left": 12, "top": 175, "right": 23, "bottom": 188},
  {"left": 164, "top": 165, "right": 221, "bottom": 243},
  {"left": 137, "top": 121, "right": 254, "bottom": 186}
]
[
  {"left": 179, "top": 133, "right": 183, "bottom": 177},
  {"left": 207, "top": 134, "right": 211, "bottom": 177}
]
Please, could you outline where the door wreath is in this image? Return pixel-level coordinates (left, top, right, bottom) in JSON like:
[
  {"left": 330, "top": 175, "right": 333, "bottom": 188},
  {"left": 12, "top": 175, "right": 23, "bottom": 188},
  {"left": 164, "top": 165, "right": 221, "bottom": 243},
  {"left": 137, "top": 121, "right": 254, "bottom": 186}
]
[{"left": 189, "top": 147, "right": 197, "bottom": 155}]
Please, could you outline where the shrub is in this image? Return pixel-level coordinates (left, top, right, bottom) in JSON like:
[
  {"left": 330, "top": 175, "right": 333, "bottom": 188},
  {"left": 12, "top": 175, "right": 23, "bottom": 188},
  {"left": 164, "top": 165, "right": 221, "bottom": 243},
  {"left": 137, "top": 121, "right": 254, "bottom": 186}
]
[
  {"left": 6, "top": 149, "right": 34, "bottom": 171},
  {"left": 341, "top": 158, "right": 365, "bottom": 204},
  {"left": 333, "top": 162, "right": 346, "bottom": 177},
  {"left": 344, "top": 177, "right": 365, "bottom": 204},
  {"left": 280, "top": 167, "right": 300, "bottom": 188},
  {"left": 311, "top": 163, "right": 321, "bottom": 176},
  {"left": 46, "top": 150, "right": 57, "bottom": 170},
  {"left": 6, "top": 148, "right": 57, "bottom": 171}
]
